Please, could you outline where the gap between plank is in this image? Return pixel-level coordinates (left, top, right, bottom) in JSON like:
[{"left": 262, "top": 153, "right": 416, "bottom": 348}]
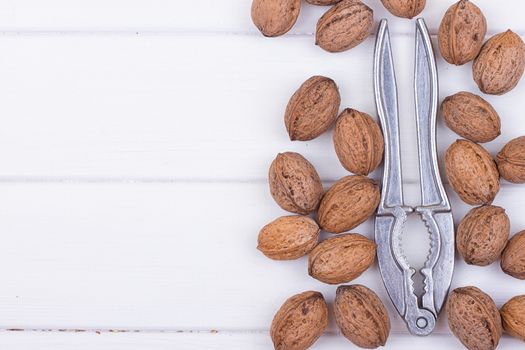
[{"left": 0, "top": 328, "right": 454, "bottom": 336}]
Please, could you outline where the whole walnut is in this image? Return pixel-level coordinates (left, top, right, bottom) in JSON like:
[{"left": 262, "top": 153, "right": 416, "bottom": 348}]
[
  {"left": 380, "top": 0, "right": 425, "bottom": 19},
  {"left": 438, "top": 0, "right": 487, "bottom": 65},
  {"left": 333, "top": 108, "right": 384, "bottom": 176},
  {"left": 285, "top": 76, "right": 341, "bottom": 141},
  {"left": 334, "top": 285, "right": 390, "bottom": 348},
  {"left": 308, "top": 234, "right": 376, "bottom": 284},
  {"left": 500, "top": 295, "right": 525, "bottom": 341},
  {"left": 473, "top": 30, "right": 525, "bottom": 95},
  {"left": 444, "top": 139, "right": 500, "bottom": 205},
  {"left": 447, "top": 286, "right": 502, "bottom": 350},
  {"left": 251, "top": 0, "right": 301, "bottom": 37},
  {"left": 268, "top": 152, "right": 323, "bottom": 215},
  {"left": 497, "top": 136, "right": 525, "bottom": 183},
  {"left": 316, "top": 0, "right": 373, "bottom": 53},
  {"left": 257, "top": 215, "right": 320, "bottom": 260},
  {"left": 270, "top": 291, "right": 328, "bottom": 350},
  {"left": 441, "top": 92, "right": 500, "bottom": 143},
  {"left": 456, "top": 205, "right": 510, "bottom": 266},
  {"left": 318, "top": 175, "right": 380, "bottom": 233},
  {"left": 501, "top": 230, "right": 525, "bottom": 280}
]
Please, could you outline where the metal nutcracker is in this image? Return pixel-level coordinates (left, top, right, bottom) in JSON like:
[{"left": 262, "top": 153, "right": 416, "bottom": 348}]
[{"left": 374, "top": 18, "right": 455, "bottom": 336}]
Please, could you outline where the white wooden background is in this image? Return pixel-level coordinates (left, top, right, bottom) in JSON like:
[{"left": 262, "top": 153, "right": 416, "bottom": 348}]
[{"left": 0, "top": 0, "right": 524, "bottom": 349}]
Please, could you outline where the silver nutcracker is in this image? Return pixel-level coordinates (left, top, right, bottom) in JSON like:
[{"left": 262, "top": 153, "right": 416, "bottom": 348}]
[{"left": 374, "top": 18, "right": 455, "bottom": 336}]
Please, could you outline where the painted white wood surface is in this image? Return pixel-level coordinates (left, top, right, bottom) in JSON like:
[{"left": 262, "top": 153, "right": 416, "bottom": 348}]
[{"left": 0, "top": 0, "right": 525, "bottom": 349}]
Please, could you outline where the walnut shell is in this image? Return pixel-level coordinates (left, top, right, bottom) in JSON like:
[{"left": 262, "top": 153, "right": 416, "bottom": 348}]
[
  {"left": 270, "top": 291, "right": 328, "bottom": 350},
  {"left": 285, "top": 76, "right": 341, "bottom": 141},
  {"left": 308, "top": 233, "right": 376, "bottom": 284},
  {"left": 444, "top": 139, "right": 500, "bottom": 205},
  {"left": 441, "top": 92, "right": 500, "bottom": 143},
  {"left": 333, "top": 108, "right": 384, "bottom": 176},
  {"left": 258, "top": 215, "right": 320, "bottom": 260},
  {"left": 269, "top": 152, "right": 323, "bottom": 215},
  {"left": 456, "top": 205, "right": 510, "bottom": 266},
  {"left": 497, "top": 136, "right": 525, "bottom": 183},
  {"left": 318, "top": 175, "right": 380, "bottom": 233},
  {"left": 334, "top": 285, "right": 390, "bottom": 348},
  {"left": 316, "top": 0, "right": 373, "bottom": 53},
  {"left": 251, "top": 0, "right": 301, "bottom": 37},
  {"left": 501, "top": 230, "right": 525, "bottom": 280},
  {"left": 500, "top": 295, "right": 525, "bottom": 341},
  {"left": 306, "top": 0, "right": 341, "bottom": 5},
  {"left": 438, "top": 0, "right": 487, "bottom": 65},
  {"left": 380, "top": 0, "right": 425, "bottom": 19},
  {"left": 447, "top": 286, "right": 502, "bottom": 350},
  {"left": 473, "top": 30, "right": 525, "bottom": 95}
]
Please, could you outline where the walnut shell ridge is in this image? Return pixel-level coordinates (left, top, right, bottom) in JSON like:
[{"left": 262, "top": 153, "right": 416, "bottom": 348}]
[
  {"left": 308, "top": 233, "right": 376, "bottom": 284},
  {"left": 270, "top": 291, "right": 328, "bottom": 350},
  {"left": 258, "top": 215, "right": 320, "bottom": 260},
  {"left": 251, "top": 0, "right": 301, "bottom": 37},
  {"left": 447, "top": 286, "right": 502, "bottom": 350},
  {"left": 316, "top": 0, "right": 373, "bottom": 53},
  {"left": 380, "top": 0, "right": 425, "bottom": 19},
  {"left": 285, "top": 76, "right": 341, "bottom": 141},
  {"left": 473, "top": 30, "right": 525, "bottom": 95},
  {"left": 438, "top": 0, "right": 487, "bottom": 65},
  {"left": 501, "top": 230, "right": 525, "bottom": 280},
  {"left": 441, "top": 91, "right": 500, "bottom": 143},
  {"left": 333, "top": 108, "right": 384, "bottom": 176},
  {"left": 318, "top": 175, "right": 380, "bottom": 233},
  {"left": 456, "top": 205, "right": 510, "bottom": 266},
  {"left": 500, "top": 295, "right": 525, "bottom": 341},
  {"left": 334, "top": 284, "right": 390, "bottom": 348},
  {"left": 497, "top": 136, "right": 525, "bottom": 183},
  {"left": 306, "top": 0, "right": 341, "bottom": 5},
  {"left": 269, "top": 152, "right": 323, "bottom": 215},
  {"left": 444, "top": 139, "right": 500, "bottom": 205}
]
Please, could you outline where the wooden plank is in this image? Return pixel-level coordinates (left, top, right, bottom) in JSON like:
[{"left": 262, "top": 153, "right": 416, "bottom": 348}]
[
  {"left": 0, "top": 34, "right": 522, "bottom": 181},
  {"left": 0, "top": 331, "right": 521, "bottom": 350},
  {"left": 0, "top": 182, "right": 523, "bottom": 332},
  {"left": 0, "top": 0, "right": 523, "bottom": 35}
]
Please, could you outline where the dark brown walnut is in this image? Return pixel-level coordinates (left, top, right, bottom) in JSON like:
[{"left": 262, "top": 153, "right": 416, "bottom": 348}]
[
  {"left": 251, "top": 0, "right": 301, "bottom": 37},
  {"left": 497, "top": 136, "right": 525, "bottom": 183},
  {"left": 306, "top": 0, "right": 341, "bottom": 5},
  {"left": 318, "top": 175, "right": 380, "bottom": 233},
  {"left": 333, "top": 108, "right": 384, "bottom": 176},
  {"left": 447, "top": 286, "right": 502, "bottom": 350},
  {"left": 270, "top": 291, "right": 328, "bottom": 350},
  {"left": 444, "top": 139, "right": 500, "bottom": 205},
  {"left": 308, "top": 234, "right": 376, "bottom": 284},
  {"left": 456, "top": 205, "right": 510, "bottom": 266},
  {"left": 438, "top": 0, "right": 487, "bottom": 65},
  {"left": 380, "top": 0, "right": 425, "bottom": 19},
  {"left": 257, "top": 215, "right": 320, "bottom": 260},
  {"left": 285, "top": 76, "right": 341, "bottom": 141},
  {"left": 501, "top": 230, "right": 525, "bottom": 280},
  {"left": 316, "top": 0, "right": 373, "bottom": 53},
  {"left": 441, "top": 92, "right": 500, "bottom": 143},
  {"left": 269, "top": 152, "right": 323, "bottom": 215},
  {"left": 500, "top": 295, "right": 525, "bottom": 341},
  {"left": 335, "top": 285, "right": 390, "bottom": 348},
  {"left": 473, "top": 30, "right": 525, "bottom": 95}
]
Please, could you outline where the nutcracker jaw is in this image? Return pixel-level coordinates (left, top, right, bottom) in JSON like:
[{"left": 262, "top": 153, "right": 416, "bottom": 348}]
[{"left": 373, "top": 18, "right": 455, "bottom": 336}]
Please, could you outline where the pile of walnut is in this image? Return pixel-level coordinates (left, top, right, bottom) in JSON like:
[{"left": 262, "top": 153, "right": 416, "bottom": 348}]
[{"left": 253, "top": 0, "right": 525, "bottom": 349}]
